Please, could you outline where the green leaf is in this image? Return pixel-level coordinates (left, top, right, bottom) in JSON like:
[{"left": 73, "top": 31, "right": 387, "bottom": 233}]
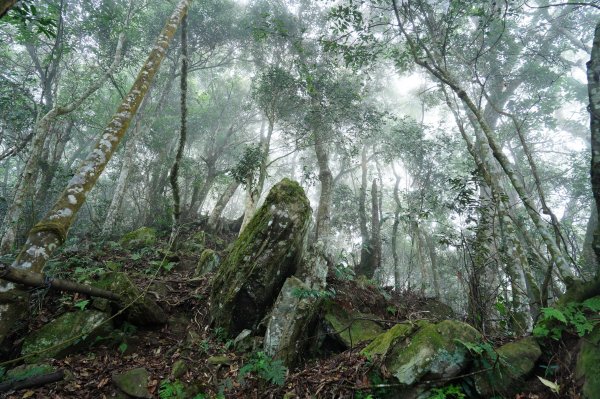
[
  {"left": 583, "top": 297, "right": 600, "bottom": 312},
  {"left": 541, "top": 308, "right": 567, "bottom": 324},
  {"left": 537, "top": 376, "right": 560, "bottom": 394},
  {"left": 74, "top": 299, "right": 90, "bottom": 311}
]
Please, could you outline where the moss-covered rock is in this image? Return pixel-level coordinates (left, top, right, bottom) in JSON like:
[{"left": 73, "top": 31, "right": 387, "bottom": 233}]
[
  {"left": 362, "top": 322, "right": 419, "bottom": 357},
  {"left": 474, "top": 336, "right": 541, "bottom": 397},
  {"left": 576, "top": 323, "right": 600, "bottom": 398},
  {"left": 194, "top": 248, "right": 219, "bottom": 276},
  {"left": 322, "top": 301, "right": 384, "bottom": 348},
  {"left": 264, "top": 276, "right": 322, "bottom": 367},
  {"left": 119, "top": 227, "right": 156, "bottom": 250},
  {"left": 210, "top": 179, "right": 312, "bottom": 337},
  {"left": 92, "top": 272, "right": 166, "bottom": 326},
  {"left": 112, "top": 367, "right": 150, "bottom": 398},
  {"left": 21, "top": 310, "right": 113, "bottom": 363},
  {"left": 383, "top": 320, "right": 481, "bottom": 386},
  {"left": 2, "top": 363, "right": 56, "bottom": 382}
]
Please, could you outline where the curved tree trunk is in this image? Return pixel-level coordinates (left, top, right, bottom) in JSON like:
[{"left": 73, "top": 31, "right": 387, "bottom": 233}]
[
  {"left": 0, "top": 0, "right": 192, "bottom": 345},
  {"left": 169, "top": 13, "right": 188, "bottom": 245},
  {"left": 208, "top": 179, "right": 240, "bottom": 232}
]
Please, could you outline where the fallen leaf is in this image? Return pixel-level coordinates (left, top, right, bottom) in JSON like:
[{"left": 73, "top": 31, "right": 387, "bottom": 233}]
[
  {"left": 537, "top": 376, "right": 560, "bottom": 394},
  {"left": 22, "top": 391, "right": 35, "bottom": 398}
]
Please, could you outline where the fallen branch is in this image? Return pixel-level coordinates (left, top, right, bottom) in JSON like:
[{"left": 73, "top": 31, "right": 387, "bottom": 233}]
[
  {"left": 0, "top": 370, "right": 65, "bottom": 393},
  {"left": 0, "top": 263, "right": 121, "bottom": 301}
]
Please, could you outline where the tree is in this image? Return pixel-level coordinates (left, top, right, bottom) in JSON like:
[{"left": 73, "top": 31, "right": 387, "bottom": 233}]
[{"left": 0, "top": 0, "right": 192, "bottom": 345}]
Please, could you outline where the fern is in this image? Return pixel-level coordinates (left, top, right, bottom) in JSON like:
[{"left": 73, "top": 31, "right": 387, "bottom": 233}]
[
  {"left": 238, "top": 351, "right": 287, "bottom": 386},
  {"left": 159, "top": 379, "right": 185, "bottom": 399}
]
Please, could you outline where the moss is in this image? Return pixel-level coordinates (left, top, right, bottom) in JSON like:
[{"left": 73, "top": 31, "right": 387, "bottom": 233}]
[
  {"left": 119, "top": 227, "right": 156, "bottom": 249},
  {"left": 195, "top": 248, "right": 219, "bottom": 276},
  {"left": 385, "top": 320, "right": 481, "bottom": 385},
  {"left": 474, "top": 337, "right": 541, "bottom": 397},
  {"left": 92, "top": 272, "right": 166, "bottom": 325},
  {"left": 210, "top": 179, "right": 312, "bottom": 337},
  {"left": 558, "top": 278, "right": 600, "bottom": 306},
  {"left": 362, "top": 323, "right": 417, "bottom": 357},
  {"left": 21, "top": 310, "right": 113, "bottom": 363},
  {"left": 576, "top": 324, "right": 600, "bottom": 398},
  {"left": 3, "top": 364, "right": 56, "bottom": 382},
  {"left": 323, "top": 301, "right": 383, "bottom": 348}
]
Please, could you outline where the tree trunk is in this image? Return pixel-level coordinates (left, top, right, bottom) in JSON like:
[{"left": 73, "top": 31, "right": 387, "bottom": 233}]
[
  {"left": 169, "top": 13, "right": 188, "bottom": 245},
  {"left": 588, "top": 20, "right": 600, "bottom": 277},
  {"left": 392, "top": 165, "right": 402, "bottom": 290},
  {"left": 0, "top": 0, "right": 17, "bottom": 18},
  {"left": 0, "top": 10, "right": 127, "bottom": 253},
  {"left": 357, "top": 146, "right": 371, "bottom": 277},
  {"left": 208, "top": 179, "right": 240, "bottom": 231},
  {"left": 0, "top": 0, "right": 192, "bottom": 345}
]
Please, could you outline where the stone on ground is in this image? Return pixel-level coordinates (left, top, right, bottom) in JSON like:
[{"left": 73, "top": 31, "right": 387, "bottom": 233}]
[{"left": 112, "top": 367, "right": 151, "bottom": 398}]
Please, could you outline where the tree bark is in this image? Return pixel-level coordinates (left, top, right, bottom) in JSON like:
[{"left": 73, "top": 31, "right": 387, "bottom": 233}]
[
  {"left": 0, "top": 0, "right": 17, "bottom": 18},
  {"left": 588, "top": 20, "right": 600, "bottom": 277},
  {"left": 0, "top": 0, "right": 192, "bottom": 345},
  {"left": 0, "top": 8, "right": 128, "bottom": 253},
  {"left": 208, "top": 179, "right": 240, "bottom": 231},
  {"left": 170, "top": 13, "right": 188, "bottom": 245}
]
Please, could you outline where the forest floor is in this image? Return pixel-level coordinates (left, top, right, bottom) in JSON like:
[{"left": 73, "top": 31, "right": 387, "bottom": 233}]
[{"left": 0, "top": 226, "right": 572, "bottom": 398}]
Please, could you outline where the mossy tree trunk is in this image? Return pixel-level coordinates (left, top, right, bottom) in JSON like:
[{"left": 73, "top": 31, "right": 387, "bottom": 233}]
[
  {"left": 588, "top": 20, "right": 600, "bottom": 278},
  {"left": 208, "top": 179, "right": 240, "bottom": 231},
  {"left": 0, "top": 0, "right": 192, "bottom": 345},
  {"left": 169, "top": 13, "right": 188, "bottom": 245}
]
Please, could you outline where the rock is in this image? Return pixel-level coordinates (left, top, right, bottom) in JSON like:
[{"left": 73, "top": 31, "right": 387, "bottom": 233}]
[
  {"left": 195, "top": 249, "right": 219, "bottom": 276},
  {"left": 322, "top": 300, "right": 383, "bottom": 348},
  {"left": 362, "top": 323, "right": 419, "bottom": 357},
  {"left": 92, "top": 272, "right": 167, "bottom": 325},
  {"left": 119, "top": 227, "right": 157, "bottom": 250},
  {"left": 576, "top": 323, "right": 600, "bottom": 398},
  {"left": 21, "top": 310, "right": 113, "bottom": 363},
  {"left": 234, "top": 329, "right": 254, "bottom": 352},
  {"left": 474, "top": 336, "right": 541, "bottom": 397},
  {"left": 170, "top": 360, "right": 188, "bottom": 380},
  {"left": 210, "top": 179, "right": 312, "bottom": 337},
  {"left": 264, "top": 276, "right": 321, "bottom": 367},
  {"left": 207, "top": 355, "right": 232, "bottom": 366},
  {"left": 367, "top": 320, "right": 481, "bottom": 386},
  {"left": 3, "top": 363, "right": 56, "bottom": 382},
  {"left": 112, "top": 367, "right": 150, "bottom": 398}
]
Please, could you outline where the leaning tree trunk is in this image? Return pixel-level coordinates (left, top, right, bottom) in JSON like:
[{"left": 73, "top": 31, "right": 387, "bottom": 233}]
[
  {"left": 208, "top": 179, "right": 240, "bottom": 231},
  {"left": 588, "top": 20, "right": 600, "bottom": 277},
  {"left": 0, "top": 0, "right": 192, "bottom": 345},
  {"left": 169, "top": 13, "right": 188, "bottom": 245},
  {"left": 0, "top": 11, "right": 128, "bottom": 253}
]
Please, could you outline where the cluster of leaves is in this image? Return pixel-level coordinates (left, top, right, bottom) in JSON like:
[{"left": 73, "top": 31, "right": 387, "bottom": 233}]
[
  {"left": 239, "top": 351, "right": 287, "bottom": 386},
  {"left": 428, "top": 384, "right": 466, "bottom": 399},
  {"left": 4, "top": 1, "right": 57, "bottom": 39},
  {"left": 533, "top": 298, "right": 600, "bottom": 340},
  {"left": 229, "top": 145, "right": 265, "bottom": 187}
]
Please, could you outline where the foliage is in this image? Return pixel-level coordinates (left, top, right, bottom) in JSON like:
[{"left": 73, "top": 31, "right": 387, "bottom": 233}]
[
  {"left": 229, "top": 145, "right": 266, "bottom": 187},
  {"left": 533, "top": 299, "right": 600, "bottom": 340},
  {"left": 455, "top": 339, "right": 498, "bottom": 370},
  {"left": 427, "top": 384, "right": 466, "bottom": 399},
  {"left": 159, "top": 379, "right": 185, "bottom": 399},
  {"left": 74, "top": 299, "right": 90, "bottom": 311},
  {"left": 238, "top": 351, "right": 287, "bottom": 386},
  {"left": 3, "top": 1, "right": 57, "bottom": 39}
]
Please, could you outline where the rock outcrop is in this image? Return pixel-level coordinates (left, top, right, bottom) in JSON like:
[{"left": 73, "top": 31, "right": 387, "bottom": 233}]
[{"left": 210, "top": 179, "right": 312, "bottom": 337}]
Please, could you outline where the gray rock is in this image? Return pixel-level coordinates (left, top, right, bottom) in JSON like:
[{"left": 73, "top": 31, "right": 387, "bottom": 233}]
[{"left": 112, "top": 367, "right": 150, "bottom": 398}]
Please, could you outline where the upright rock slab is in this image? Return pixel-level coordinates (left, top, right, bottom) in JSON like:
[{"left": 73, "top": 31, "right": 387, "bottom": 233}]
[
  {"left": 210, "top": 179, "right": 311, "bottom": 337},
  {"left": 264, "top": 276, "right": 321, "bottom": 367}
]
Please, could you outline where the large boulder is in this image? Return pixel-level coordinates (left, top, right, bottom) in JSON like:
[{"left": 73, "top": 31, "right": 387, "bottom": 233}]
[
  {"left": 474, "top": 336, "right": 541, "bottom": 397},
  {"left": 210, "top": 179, "right": 311, "bottom": 337},
  {"left": 21, "top": 310, "right": 113, "bottom": 363},
  {"left": 322, "top": 301, "right": 384, "bottom": 348},
  {"left": 264, "top": 276, "right": 321, "bottom": 367},
  {"left": 363, "top": 320, "right": 481, "bottom": 388},
  {"left": 92, "top": 272, "right": 167, "bottom": 325}
]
